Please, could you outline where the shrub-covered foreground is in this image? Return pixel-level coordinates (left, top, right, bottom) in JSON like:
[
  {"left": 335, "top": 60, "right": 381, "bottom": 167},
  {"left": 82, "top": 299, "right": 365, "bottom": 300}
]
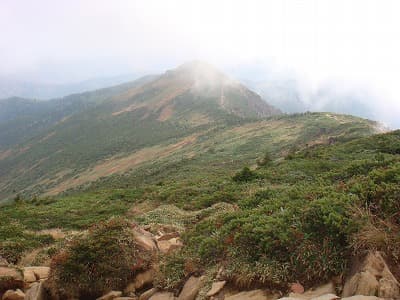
[
  {"left": 157, "top": 130, "right": 400, "bottom": 290},
  {"left": 47, "top": 218, "right": 153, "bottom": 299},
  {"left": 1, "top": 130, "right": 399, "bottom": 294}
]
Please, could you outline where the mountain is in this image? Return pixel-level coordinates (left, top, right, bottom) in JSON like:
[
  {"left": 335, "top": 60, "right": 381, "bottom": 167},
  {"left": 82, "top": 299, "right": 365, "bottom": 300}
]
[
  {"left": 1, "top": 63, "right": 397, "bottom": 299},
  {"left": 0, "top": 74, "right": 144, "bottom": 100},
  {"left": 0, "top": 62, "right": 281, "bottom": 200},
  {"left": 0, "top": 75, "right": 157, "bottom": 150}
]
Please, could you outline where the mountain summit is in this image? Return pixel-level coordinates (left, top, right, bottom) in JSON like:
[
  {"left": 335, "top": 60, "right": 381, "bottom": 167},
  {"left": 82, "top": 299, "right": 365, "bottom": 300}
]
[{"left": 110, "top": 61, "right": 281, "bottom": 121}]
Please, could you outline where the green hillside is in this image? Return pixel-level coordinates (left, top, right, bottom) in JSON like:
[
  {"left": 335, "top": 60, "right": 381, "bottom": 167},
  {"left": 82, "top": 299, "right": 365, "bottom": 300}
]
[
  {"left": 0, "top": 62, "right": 397, "bottom": 298},
  {"left": 0, "top": 128, "right": 398, "bottom": 291},
  {"left": 0, "top": 62, "right": 280, "bottom": 201}
]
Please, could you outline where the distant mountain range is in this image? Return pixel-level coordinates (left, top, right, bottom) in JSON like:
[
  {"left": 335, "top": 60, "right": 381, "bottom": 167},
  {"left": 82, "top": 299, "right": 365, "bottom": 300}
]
[
  {"left": 0, "top": 73, "right": 142, "bottom": 99},
  {"left": 1, "top": 64, "right": 391, "bottom": 128}
]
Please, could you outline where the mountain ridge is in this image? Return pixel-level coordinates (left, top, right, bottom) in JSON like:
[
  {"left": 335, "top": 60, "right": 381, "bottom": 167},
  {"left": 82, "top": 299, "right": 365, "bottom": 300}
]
[{"left": 0, "top": 62, "right": 281, "bottom": 200}]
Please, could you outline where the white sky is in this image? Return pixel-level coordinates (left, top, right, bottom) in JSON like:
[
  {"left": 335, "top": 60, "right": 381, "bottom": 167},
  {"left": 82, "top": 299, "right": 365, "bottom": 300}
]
[{"left": 1, "top": 0, "right": 400, "bottom": 125}]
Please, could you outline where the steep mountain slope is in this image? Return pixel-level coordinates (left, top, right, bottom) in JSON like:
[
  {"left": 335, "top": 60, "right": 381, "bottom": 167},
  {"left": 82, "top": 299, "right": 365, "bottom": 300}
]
[
  {"left": 0, "top": 75, "right": 156, "bottom": 150},
  {"left": 0, "top": 62, "right": 280, "bottom": 200}
]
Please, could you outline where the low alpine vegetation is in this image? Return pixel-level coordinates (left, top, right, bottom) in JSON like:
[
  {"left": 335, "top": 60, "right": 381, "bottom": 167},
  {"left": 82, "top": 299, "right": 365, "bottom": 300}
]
[{"left": 47, "top": 218, "right": 153, "bottom": 299}]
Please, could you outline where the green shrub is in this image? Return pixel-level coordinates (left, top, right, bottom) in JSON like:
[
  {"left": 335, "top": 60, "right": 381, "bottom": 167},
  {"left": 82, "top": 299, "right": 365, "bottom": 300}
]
[
  {"left": 232, "top": 167, "right": 257, "bottom": 182},
  {"left": 48, "top": 218, "right": 153, "bottom": 299},
  {"left": 0, "top": 221, "right": 55, "bottom": 264},
  {"left": 155, "top": 252, "right": 187, "bottom": 290}
]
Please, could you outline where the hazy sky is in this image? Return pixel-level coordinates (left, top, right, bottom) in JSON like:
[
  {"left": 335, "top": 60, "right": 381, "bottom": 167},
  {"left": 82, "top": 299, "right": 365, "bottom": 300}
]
[{"left": 1, "top": 0, "right": 400, "bottom": 126}]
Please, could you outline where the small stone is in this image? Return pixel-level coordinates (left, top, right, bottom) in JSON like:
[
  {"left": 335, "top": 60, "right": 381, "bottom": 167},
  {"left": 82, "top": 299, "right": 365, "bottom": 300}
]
[{"left": 291, "top": 283, "right": 305, "bottom": 294}]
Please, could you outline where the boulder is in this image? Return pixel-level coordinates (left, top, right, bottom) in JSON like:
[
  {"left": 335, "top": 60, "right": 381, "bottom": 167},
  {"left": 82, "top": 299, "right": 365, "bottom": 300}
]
[
  {"left": 97, "top": 291, "right": 123, "bottom": 300},
  {"left": 139, "top": 288, "right": 158, "bottom": 300},
  {"left": 114, "top": 298, "right": 137, "bottom": 300},
  {"left": 225, "top": 289, "right": 269, "bottom": 300},
  {"left": 177, "top": 276, "right": 204, "bottom": 300},
  {"left": 133, "top": 231, "right": 158, "bottom": 252},
  {"left": 24, "top": 282, "right": 46, "bottom": 300},
  {"left": 149, "top": 292, "right": 176, "bottom": 300},
  {"left": 23, "top": 270, "right": 37, "bottom": 283},
  {"left": 206, "top": 281, "right": 226, "bottom": 297},
  {"left": 1, "top": 289, "right": 25, "bottom": 300},
  {"left": 23, "top": 267, "right": 50, "bottom": 282},
  {"left": 0, "top": 267, "right": 23, "bottom": 293},
  {"left": 157, "top": 238, "right": 183, "bottom": 254},
  {"left": 343, "top": 251, "right": 400, "bottom": 299}
]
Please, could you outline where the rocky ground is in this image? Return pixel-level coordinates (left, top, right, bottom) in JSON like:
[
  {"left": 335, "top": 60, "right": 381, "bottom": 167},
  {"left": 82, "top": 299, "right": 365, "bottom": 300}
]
[{"left": 1, "top": 224, "right": 399, "bottom": 300}]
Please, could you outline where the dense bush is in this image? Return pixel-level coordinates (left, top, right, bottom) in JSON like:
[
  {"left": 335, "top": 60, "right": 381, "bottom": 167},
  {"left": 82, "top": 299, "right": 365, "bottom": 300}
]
[
  {"left": 180, "top": 191, "right": 355, "bottom": 288},
  {"left": 232, "top": 166, "right": 257, "bottom": 182},
  {"left": 157, "top": 130, "right": 400, "bottom": 290},
  {"left": 47, "top": 218, "right": 153, "bottom": 299}
]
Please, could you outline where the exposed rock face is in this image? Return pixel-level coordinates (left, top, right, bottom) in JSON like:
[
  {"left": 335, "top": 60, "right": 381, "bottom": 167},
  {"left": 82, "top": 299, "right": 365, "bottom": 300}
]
[
  {"left": 1, "top": 289, "right": 25, "bottom": 300},
  {"left": 177, "top": 276, "right": 205, "bottom": 300},
  {"left": 342, "top": 251, "right": 400, "bottom": 299}
]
